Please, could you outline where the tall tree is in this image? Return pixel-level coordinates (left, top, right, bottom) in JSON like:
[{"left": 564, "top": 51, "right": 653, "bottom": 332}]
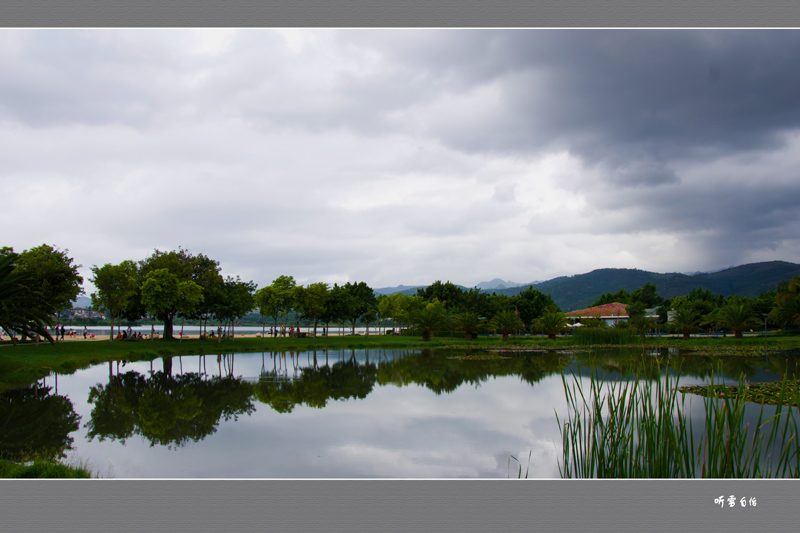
[
  {"left": 343, "top": 281, "right": 376, "bottom": 335},
  {"left": 140, "top": 269, "right": 204, "bottom": 340},
  {"left": 270, "top": 275, "right": 297, "bottom": 328},
  {"left": 669, "top": 307, "right": 701, "bottom": 339},
  {"left": 452, "top": 311, "right": 483, "bottom": 340},
  {"left": 136, "top": 248, "right": 220, "bottom": 339},
  {"left": 0, "top": 252, "right": 55, "bottom": 343},
  {"left": 16, "top": 244, "right": 83, "bottom": 318},
  {"left": 532, "top": 306, "right": 568, "bottom": 340},
  {"left": 213, "top": 276, "right": 256, "bottom": 341},
  {"left": 489, "top": 309, "right": 524, "bottom": 341},
  {"left": 510, "top": 286, "right": 557, "bottom": 328},
  {"left": 255, "top": 286, "right": 281, "bottom": 336},
  {"left": 91, "top": 260, "right": 139, "bottom": 342},
  {"left": 416, "top": 281, "right": 464, "bottom": 309},
  {"left": 769, "top": 275, "right": 800, "bottom": 329},
  {"left": 409, "top": 305, "right": 450, "bottom": 341},
  {"left": 293, "top": 282, "right": 329, "bottom": 337},
  {"left": 712, "top": 302, "right": 761, "bottom": 338}
]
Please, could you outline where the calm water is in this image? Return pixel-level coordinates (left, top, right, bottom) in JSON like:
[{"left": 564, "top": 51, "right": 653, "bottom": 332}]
[{"left": 4, "top": 347, "right": 799, "bottom": 478}]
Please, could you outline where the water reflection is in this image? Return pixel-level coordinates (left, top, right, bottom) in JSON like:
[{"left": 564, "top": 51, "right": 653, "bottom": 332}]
[
  {"left": 0, "top": 384, "right": 81, "bottom": 462},
  {"left": 7, "top": 347, "right": 800, "bottom": 477},
  {"left": 86, "top": 356, "right": 255, "bottom": 449}
]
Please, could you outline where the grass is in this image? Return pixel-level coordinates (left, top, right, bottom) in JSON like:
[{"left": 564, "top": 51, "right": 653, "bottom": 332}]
[
  {"left": 572, "top": 327, "right": 640, "bottom": 346},
  {"left": 557, "top": 366, "right": 800, "bottom": 478},
  {"left": 0, "top": 459, "right": 93, "bottom": 478}
]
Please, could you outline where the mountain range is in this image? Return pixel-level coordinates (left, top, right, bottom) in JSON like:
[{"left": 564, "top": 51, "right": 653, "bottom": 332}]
[{"left": 373, "top": 260, "right": 800, "bottom": 311}]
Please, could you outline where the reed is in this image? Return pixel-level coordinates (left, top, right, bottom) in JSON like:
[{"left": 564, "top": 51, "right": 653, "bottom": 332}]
[
  {"left": 571, "top": 327, "right": 639, "bottom": 346},
  {"left": 557, "top": 367, "right": 800, "bottom": 478}
]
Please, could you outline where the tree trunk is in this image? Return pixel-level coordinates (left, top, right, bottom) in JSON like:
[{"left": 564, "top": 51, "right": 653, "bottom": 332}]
[{"left": 163, "top": 316, "right": 174, "bottom": 339}]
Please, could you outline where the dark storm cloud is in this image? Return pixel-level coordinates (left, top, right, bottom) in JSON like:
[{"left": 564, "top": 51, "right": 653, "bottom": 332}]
[
  {"left": 5, "top": 29, "right": 800, "bottom": 291},
  {"left": 357, "top": 30, "right": 800, "bottom": 163}
]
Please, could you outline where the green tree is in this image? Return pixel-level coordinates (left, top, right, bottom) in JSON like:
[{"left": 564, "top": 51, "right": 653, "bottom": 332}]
[
  {"left": 510, "top": 286, "right": 557, "bottom": 328},
  {"left": 627, "top": 301, "right": 655, "bottom": 336},
  {"left": 91, "top": 260, "right": 139, "bottom": 342},
  {"left": 213, "top": 276, "right": 256, "bottom": 341},
  {"left": 712, "top": 302, "right": 761, "bottom": 338},
  {"left": 16, "top": 244, "right": 84, "bottom": 317},
  {"left": 451, "top": 311, "right": 483, "bottom": 340},
  {"left": 255, "top": 286, "right": 281, "bottom": 336},
  {"left": 416, "top": 281, "right": 464, "bottom": 309},
  {"left": 141, "top": 269, "right": 204, "bottom": 340},
  {"left": 270, "top": 275, "right": 297, "bottom": 328},
  {"left": 321, "top": 284, "right": 354, "bottom": 335},
  {"left": 489, "top": 309, "right": 524, "bottom": 341},
  {"left": 769, "top": 275, "right": 800, "bottom": 329},
  {"left": 592, "top": 288, "right": 631, "bottom": 307},
  {"left": 135, "top": 249, "right": 221, "bottom": 339},
  {"left": 343, "top": 281, "right": 376, "bottom": 335},
  {"left": 0, "top": 252, "right": 55, "bottom": 343},
  {"left": 533, "top": 307, "right": 568, "bottom": 340},
  {"left": 630, "top": 282, "right": 663, "bottom": 308},
  {"left": 293, "top": 282, "right": 329, "bottom": 337},
  {"left": 669, "top": 307, "right": 702, "bottom": 339},
  {"left": 410, "top": 305, "right": 450, "bottom": 341}
]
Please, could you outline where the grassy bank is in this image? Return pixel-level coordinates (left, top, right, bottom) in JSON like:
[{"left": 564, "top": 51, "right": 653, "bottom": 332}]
[
  {"left": 0, "top": 459, "right": 92, "bottom": 479},
  {"left": 2, "top": 333, "right": 799, "bottom": 393}
]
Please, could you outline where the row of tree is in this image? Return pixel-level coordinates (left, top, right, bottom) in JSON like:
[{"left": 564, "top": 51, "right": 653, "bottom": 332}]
[{"left": 4, "top": 243, "right": 800, "bottom": 344}]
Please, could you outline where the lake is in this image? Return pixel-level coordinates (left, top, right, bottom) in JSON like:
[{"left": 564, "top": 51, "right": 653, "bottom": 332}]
[{"left": 4, "top": 347, "right": 799, "bottom": 478}]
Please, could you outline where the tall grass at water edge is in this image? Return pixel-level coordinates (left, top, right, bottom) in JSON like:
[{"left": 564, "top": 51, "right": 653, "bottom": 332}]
[
  {"left": 556, "top": 367, "right": 800, "bottom": 478},
  {"left": 571, "top": 327, "right": 640, "bottom": 346}
]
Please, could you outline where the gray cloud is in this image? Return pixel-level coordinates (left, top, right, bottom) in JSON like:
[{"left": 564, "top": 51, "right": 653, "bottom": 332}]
[{"left": 2, "top": 29, "right": 800, "bottom": 293}]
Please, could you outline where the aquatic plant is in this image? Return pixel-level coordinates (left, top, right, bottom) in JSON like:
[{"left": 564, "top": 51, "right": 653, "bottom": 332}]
[{"left": 557, "top": 367, "right": 800, "bottom": 478}]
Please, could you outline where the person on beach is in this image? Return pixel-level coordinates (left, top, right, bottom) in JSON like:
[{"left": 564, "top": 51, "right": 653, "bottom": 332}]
[
  {"left": 83, "top": 326, "right": 88, "bottom": 339},
  {"left": 60, "top": 325, "right": 65, "bottom": 341}
]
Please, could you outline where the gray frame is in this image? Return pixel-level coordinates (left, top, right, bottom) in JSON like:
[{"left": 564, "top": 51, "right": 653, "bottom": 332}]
[
  {"left": 0, "top": 0, "right": 799, "bottom": 27},
  {"left": 2, "top": 2, "right": 799, "bottom": 532}
]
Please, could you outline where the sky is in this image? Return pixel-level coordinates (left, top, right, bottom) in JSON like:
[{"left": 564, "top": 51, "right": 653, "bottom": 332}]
[{"left": 2, "top": 29, "right": 800, "bottom": 295}]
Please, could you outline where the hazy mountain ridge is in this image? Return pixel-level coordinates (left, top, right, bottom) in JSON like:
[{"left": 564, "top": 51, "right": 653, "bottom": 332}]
[
  {"left": 495, "top": 261, "right": 800, "bottom": 310},
  {"left": 372, "top": 261, "right": 800, "bottom": 311}
]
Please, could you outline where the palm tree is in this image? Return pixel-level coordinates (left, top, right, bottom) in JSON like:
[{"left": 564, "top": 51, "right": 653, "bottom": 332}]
[
  {"left": 713, "top": 302, "right": 760, "bottom": 338},
  {"left": 410, "top": 306, "right": 450, "bottom": 341},
  {"left": 451, "top": 311, "right": 483, "bottom": 340},
  {"left": 0, "top": 253, "right": 55, "bottom": 344},
  {"left": 769, "top": 275, "right": 800, "bottom": 329},
  {"left": 489, "top": 309, "right": 524, "bottom": 341},
  {"left": 534, "top": 308, "right": 569, "bottom": 340},
  {"left": 669, "top": 307, "right": 701, "bottom": 339}
]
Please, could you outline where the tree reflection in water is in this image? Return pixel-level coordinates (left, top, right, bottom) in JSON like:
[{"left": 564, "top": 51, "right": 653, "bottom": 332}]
[
  {"left": 0, "top": 383, "right": 81, "bottom": 462},
  {"left": 84, "top": 348, "right": 800, "bottom": 451},
  {"left": 86, "top": 355, "right": 255, "bottom": 449}
]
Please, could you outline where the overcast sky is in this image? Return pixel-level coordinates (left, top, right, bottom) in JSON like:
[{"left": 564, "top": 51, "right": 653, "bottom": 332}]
[{"left": 3, "top": 29, "right": 800, "bottom": 295}]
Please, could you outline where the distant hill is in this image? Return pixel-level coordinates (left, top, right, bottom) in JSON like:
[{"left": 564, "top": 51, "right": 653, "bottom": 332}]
[
  {"left": 474, "top": 278, "right": 530, "bottom": 291},
  {"left": 487, "top": 261, "right": 800, "bottom": 311},
  {"left": 72, "top": 296, "right": 92, "bottom": 308},
  {"left": 373, "top": 285, "right": 425, "bottom": 296}
]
